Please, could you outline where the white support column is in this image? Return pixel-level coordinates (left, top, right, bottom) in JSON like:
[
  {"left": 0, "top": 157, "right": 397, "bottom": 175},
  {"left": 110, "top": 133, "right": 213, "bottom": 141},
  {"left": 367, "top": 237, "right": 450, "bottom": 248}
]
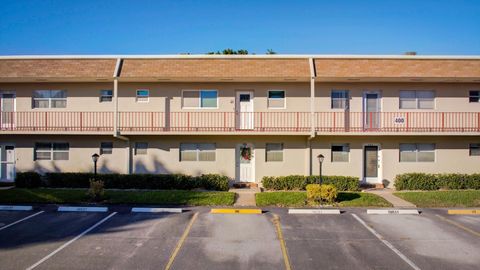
[
  {"left": 113, "top": 78, "right": 118, "bottom": 134},
  {"left": 309, "top": 58, "right": 315, "bottom": 137}
]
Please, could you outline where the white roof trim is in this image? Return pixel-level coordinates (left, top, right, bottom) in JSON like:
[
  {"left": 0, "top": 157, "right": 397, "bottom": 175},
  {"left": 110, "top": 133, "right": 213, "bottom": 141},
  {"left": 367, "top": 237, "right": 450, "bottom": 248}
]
[{"left": 0, "top": 54, "right": 479, "bottom": 60}]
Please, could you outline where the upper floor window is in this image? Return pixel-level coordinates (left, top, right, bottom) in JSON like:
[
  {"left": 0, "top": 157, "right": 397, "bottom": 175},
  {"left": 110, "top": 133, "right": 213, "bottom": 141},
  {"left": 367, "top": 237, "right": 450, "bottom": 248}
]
[
  {"left": 469, "top": 143, "right": 480, "bottom": 156},
  {"left": 400, "top": 90, "right": 435, "bottom": 109},
  {"left": 268, "top": 90, "right": 285, "bottom": 109},
  {"left": 331, "top": 144, "right": 349, "bottom": 162},
  {"left": 399, "top": 143, "right": 435, "bottom": 162},
  {"left": 266, "top": 143, "right": 283, "bottom": 162},
  {"left": 469, "top": 91, "right": 479, "bottom": 103},
  {"left": 180, "top": 143, "right": 216, "bottom": 161},
  {"left": 100, "top": 90, "right": 113, "bottom": 102},
  {"left": 182, "top": 90, "right": 218, "bottom": 109},
  {"left": 34, "top": 142, "right": 69, "bottom": 160},
  {"left": 33, "top": 90, "right": 67, "bottom": 108},
  {"left": 136, "top": 89, "right": 149, "bottom": 103},
  {"left": 331, "top": 90, "right": 349, "bottom": 109}
]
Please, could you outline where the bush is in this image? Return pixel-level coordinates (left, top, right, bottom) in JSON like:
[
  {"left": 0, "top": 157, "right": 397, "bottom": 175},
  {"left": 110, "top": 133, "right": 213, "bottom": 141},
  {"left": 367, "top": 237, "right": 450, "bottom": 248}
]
[
  {"left": 15, "top": 172, "right": 42, "bottom": 188},
  {"left": 306, "top": 184, "right": 322, "bottom": 204},
  {"left": 320, "top": 184, "right": 338, "bottom": 203},
  {"left": 33, "top": 172, "right": 230, "bottom": 191},
  {"left": 394, "top": 173, "right": 480, "bottom": 190},
  {"left": 262, "top": 175, "right": 359, "bottom": 191},
  {"left": 87, "top": 179, "right": 104, "bottom": 201}
]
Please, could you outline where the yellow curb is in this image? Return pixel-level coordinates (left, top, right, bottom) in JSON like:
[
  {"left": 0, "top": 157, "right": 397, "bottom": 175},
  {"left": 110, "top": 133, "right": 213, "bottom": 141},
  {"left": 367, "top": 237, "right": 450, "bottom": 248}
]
[
  {"left": 211, "top": 208, "right": 262, "bottom": 214},
  {"left": 448, "top": 209, "right": 480, "bottom": 215}
]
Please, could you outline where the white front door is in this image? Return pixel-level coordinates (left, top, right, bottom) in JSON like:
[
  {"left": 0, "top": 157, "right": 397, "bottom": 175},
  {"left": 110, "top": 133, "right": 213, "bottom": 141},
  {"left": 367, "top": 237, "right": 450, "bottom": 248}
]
[
  {"left": 364, "top": 92, "right": 380, "bottom": 130},
  {"left": 236, "top": 143, "right": 255, "bottom": 182},
  {"left": 236, "top": 91, "right": 254, "bottom": 130},
  {"left": 363, "top": 145, "right": 381, "bottom": 184},
  {"left": 0, "top": 145, "right": 15, "bottom": 182},
  {"left": 1, "top": 93, "right": 15, "bottom": 129}
]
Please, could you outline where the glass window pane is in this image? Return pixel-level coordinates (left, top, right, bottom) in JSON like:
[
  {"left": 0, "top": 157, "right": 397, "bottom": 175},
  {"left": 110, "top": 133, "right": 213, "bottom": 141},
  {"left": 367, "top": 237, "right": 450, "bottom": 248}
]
[
  {"left": 400, "top": 143, "right": 416, "bottom": 162},
  {"left": 135, "top": 142, "right": 148, "bottom": 155},
  {"left": 51, "top": 99, "right": 66, "bottom": 108},
  {"left": 331, "top": 91, "right": 348, "bottom": 109},
  {"left": 268, "top": 91, "right": 285, "bottom": 99},
  {"left": 400, "top": 91, "right": 417, "bottom": 109},
  {"left": 198, "top": 143, "right": 216, "bottom": 161},
  {"left": 417, "top": 91, "right": 434, "bottom": 109},
  {"left": 182, "top": 91, "right": 200, "bottom": 108},
  {"left": 53, "top": 143, "right": 69, "bottom": 151},
  {"left": 34, "top": 90, "right": 51, "bottom": 98},
  {"left": 33, "top": 99, "right": 49, "bottom": 108},
  {"left": 417, "top": 143, "right": 435, "bottom": 162},
  {"left": 266, "top": 143, "right": 283, "bottom": 162},
  {"left": 470, "top": 143, "right": 480, "bottom": 156},
  {"left": 53, "top": 151, "right": 69, "bottom": 160},
  {"left": 180, "top": 143, "right": 197, "bottom": 161},
  {"left": 100, "top": 142, "right": 113, "bottom": 155},
  {"left": 35, "top": 151, "right": 51, "bottom": 160},
  {"left": 136, "top": 90, "right": 149, "bottom": 97},
  {"left": 200, "top": 90, "right": 217, "bottom": 108},
  {"left": 331, "top": 144, "right": 349, "bottom": 162},
  {"left": 35, "top": 143, "right": 52, "bottom": 151},
  {"left": 51, "top": 90, "right": 66, "bottom": 98}
]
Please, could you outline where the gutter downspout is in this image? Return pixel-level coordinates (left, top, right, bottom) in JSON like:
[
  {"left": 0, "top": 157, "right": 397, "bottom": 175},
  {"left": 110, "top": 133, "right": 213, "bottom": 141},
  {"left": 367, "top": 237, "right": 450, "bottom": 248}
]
[
  {"left": 307, "top": 58, "right": 316, "bottom": 176},
  {"left": 112, "top": 58, "right": 131, "bottom": 173}
]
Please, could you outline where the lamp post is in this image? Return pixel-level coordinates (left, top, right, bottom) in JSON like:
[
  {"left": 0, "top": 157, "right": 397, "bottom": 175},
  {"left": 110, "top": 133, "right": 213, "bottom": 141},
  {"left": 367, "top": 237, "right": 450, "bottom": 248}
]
[
  {"left": 317, "top": 154, "right": 324, "bottom": 184},
  {"left": 91, "top": 153, "right": 99, "bottom": 180}
]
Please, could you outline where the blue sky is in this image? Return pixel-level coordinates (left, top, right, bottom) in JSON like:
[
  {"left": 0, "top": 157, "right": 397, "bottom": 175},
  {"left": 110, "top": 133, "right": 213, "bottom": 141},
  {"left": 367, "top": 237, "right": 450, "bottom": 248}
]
[{"left": 0, "top": 0, "right": 479, "bottom": 55}]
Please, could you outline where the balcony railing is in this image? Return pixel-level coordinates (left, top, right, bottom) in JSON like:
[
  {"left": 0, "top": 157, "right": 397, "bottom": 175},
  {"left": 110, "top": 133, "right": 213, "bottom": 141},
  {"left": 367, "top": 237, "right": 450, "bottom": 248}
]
[{"left": 1, "top": 111, "right": 479, "bottom": 133}]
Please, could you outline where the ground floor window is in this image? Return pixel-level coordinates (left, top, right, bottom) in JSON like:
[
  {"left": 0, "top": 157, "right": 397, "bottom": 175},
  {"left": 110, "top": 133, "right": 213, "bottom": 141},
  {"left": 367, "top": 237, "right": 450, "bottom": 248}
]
[
  {"left": 331, "top": 144, "right": 349, "bottom": 162},
  {"left": 34, "top": 142, "right": 69, "bottom": 160},
  {"left": 100, "top": 142, "right": 113, "bottom": 155},
  {"left": 180, "top": 143, "right": 216, "bottom": 161},
  {"left": 135, "top": 142, "right": 148, "bottom": 155},
  {"left": 469, "top": 143, "right": 480, "bottom": 156},
  {"left": 399, "top": 143, "right": 435, "bottom": 162},
  {"left": 266, "top": 143, "right": 283, "bottom": 162}
]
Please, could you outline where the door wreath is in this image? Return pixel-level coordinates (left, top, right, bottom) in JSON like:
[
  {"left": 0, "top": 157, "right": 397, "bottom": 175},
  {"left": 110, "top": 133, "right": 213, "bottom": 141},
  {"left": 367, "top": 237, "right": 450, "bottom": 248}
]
[{"left": 241, "top": 147, "right": 252, "bottom": 160}]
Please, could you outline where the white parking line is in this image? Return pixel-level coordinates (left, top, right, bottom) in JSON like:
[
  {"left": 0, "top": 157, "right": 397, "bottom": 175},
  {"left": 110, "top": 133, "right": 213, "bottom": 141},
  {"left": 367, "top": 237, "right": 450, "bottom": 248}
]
[
  {"left": 0, "top": 211, "right": 44, "bottom": 231},
  {"left": 288, "top": 209, "right": 340, "bottom": 214},
  {"left": 131, "top": 207, "right": 183, "bottom": 213},
  {"left": 26, "top": 212, "right": 117, "bottom": 270},
  {"left": 351, "top": 214, "right": 421, "bottom": 270},
  {"left": 0, "top": 205, "right": 33, "bottom": 211}
]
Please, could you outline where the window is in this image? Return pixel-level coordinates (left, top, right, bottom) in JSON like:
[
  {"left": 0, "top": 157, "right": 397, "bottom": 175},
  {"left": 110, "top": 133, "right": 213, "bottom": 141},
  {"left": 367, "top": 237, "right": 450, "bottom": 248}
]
[
  {"left": 268, "top": 90, "right": 285, "bottom": 109},
  {"left": 470, "top": 143, "right": 480, "bottom": 156},
  {"left": 469, "top": 91, "right": 479, "bottom": 103},
  {"left": 100, "top": 90, "right": 113, "bottom": 102},
  {"left": 180, "top": 143, "right": 216, "bottom": 161},
  {"left": 100, "top": 142, "right": 113, "bottom": 155},
  {"left": 35, "top": 142, "right": 69, "bottom": 160},
  {"left": 331, "top": 90, "right": 349, "bottom": 109},
  {"left": 136, "top": 89, "right": 149, "bottom": 103},
  {"left": 182, "top": 90, "right": 218, "bottom": 108},
  {"left": 33, "top": 90, "right": 67, "bottom": 108},
  {"left": 135, "top": 142, "right": 148, "bottom": 155},
  {"left": 331, "top": 144, "right": 349, "bottom": 162},
  {"left": 400, "top": 143, "right": 435, "bottom": 162},
  {"left": 266, "top": 143, "right": 283, "bottom": 162},
  {"left": 400, "top": 91, "right": 435, "bottom": 109}
]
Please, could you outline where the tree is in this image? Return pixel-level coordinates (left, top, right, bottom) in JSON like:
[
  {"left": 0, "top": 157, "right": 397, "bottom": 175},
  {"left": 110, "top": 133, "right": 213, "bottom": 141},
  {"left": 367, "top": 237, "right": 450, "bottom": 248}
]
[
  {"left": 206, "top": 49, "right": 249, "bottom": 55},
  {"left": 266, "top": 49, "right": 277, "bottom": 54}
]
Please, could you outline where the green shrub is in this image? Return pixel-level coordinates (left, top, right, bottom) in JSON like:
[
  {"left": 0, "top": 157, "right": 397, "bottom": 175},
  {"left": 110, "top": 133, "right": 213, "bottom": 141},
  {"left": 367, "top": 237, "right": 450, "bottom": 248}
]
[
  {"left": 15, "top": 172, "right": 42, "bottom": 188},
  {"left": 16, "top": 172, "right": 230, "bottom": 191},
  {"left": 394, "top": 173, "right": 480, "bottom": 190},
  {"left": 320, "top": 184, "right": 338, "bottom": 203},
  {"left": 262, "top": 175, "right": 359, "bottom": 191},
  {"left": 306, "top": 184, "right": 322, "bottom": 204},
  {"left": 87, "top": 179, "right": 105, "bottom": 201}
]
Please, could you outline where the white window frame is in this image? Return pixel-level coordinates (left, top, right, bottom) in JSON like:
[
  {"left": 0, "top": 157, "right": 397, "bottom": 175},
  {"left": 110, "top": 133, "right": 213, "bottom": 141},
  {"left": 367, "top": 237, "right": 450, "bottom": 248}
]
[
  {"left": 136, "top": 89, "right": 150, "bottom": 103},
  {"left": 267, "top": 90, "right": 286, "bottom": 109},
  {"left": 34, "top": 142, "right": 69, "bottom": 161},
  {"left": 180, "top": 143, "right": 216, "bottom": 161},
  {"left": 100, "top": 90, "right": 113, "bottom": 103},
  {"left": 399, "top": 90, "right": 435, "bottom": 109},
  {"left": 331, "top": 143, "right": 350, "bottom": 162},
  {"left": 399, "top": 143, "right": 435, "bottom": 162},
  {"left": 32, "top": 90, "right": 67, "bottom": 109},
  {"left": 266, "top": 143, "right": 284, "bottom": 162},
  {"left": 181, "top": 90, "right": 218, "bottom": 109},
  {"left": 331, "top": 90, "right": 350, "bottom": 110}
]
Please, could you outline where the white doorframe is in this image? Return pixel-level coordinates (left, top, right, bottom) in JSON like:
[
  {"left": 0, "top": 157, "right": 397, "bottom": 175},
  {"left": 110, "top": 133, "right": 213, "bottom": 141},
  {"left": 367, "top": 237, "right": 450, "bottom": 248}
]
[
  {"left": 0, "top": 91, "right": 16, "bottom": 129},
  {"left": 235, "top": 143, "right": 255, "bottom": 182},
  {"left": 362, "top": 143, "right": 382, "bottom": 184},
  {"left": 362, "top": 91, "right": 381, "bottom": 129},
  {"left": 0, "top": 143, "right": 16, "bottom": 182},
  {"left": 235, "top": 90, "right": 254, "bottom": 130}
]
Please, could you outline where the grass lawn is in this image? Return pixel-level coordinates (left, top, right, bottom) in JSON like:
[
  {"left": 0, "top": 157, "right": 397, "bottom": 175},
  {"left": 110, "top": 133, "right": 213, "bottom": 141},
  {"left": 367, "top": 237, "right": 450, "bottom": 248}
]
[
  {"left": 394, "top": 190, "right": 480, "bottom": 207},
  {"left": 0, "top": 188, "right": 235, "bottom": 206},
  {"left": 255, "top": 191, "right": 392, "bottom": 207}
]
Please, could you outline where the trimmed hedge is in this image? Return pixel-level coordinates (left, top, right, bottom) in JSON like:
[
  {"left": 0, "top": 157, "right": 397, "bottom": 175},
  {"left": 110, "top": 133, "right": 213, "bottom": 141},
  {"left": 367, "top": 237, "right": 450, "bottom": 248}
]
[
  {"left": 394, "top": 173, "right": 480, "bottom": 190},
  {"left": 15, "top": 172, "right": 230, "bottom": 191},
  {"left": 262, "top": 175, "right": 359, "bottom": 191},
  {"left": 15, "top": 172, "right": 42, "bottom": 188}
]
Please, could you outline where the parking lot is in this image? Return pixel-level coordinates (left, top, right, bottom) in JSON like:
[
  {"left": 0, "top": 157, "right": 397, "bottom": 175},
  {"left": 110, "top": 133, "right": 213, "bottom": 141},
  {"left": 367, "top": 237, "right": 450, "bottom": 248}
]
[{"left": 0, "top": 207, "right": 479, "bottom": 270}]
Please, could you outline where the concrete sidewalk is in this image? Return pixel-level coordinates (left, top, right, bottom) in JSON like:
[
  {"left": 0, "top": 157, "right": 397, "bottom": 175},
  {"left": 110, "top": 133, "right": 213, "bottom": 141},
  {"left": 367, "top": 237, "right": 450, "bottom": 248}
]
[
  {"left": 230, "top": 188, "right": 259, "bottom": 207},
  {"left": 365, "top": 189, "right": 416, "bottom": 208}
]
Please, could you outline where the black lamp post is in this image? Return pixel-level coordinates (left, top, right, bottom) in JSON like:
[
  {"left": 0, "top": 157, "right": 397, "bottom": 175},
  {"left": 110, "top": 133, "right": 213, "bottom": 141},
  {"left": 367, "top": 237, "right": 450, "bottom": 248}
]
[
  {"left": 91, "top": 153, "right": 99, "bottom": 180},
  {"left": 317, "top": 154, "right": 324, "bottom": 184}
]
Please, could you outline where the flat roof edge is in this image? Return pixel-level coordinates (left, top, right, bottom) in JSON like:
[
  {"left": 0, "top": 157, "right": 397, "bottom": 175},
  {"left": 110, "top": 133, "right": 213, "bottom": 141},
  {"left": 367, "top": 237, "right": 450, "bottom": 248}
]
[{"left": 0, "top": 54, "right": 479, "bottom": 60}]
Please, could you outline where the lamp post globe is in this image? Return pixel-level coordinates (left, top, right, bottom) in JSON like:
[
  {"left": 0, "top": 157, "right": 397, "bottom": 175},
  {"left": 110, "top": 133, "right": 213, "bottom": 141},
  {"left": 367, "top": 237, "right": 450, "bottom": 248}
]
[
  {"left": 91, "top": 153, "right": 100, "bottom": 179},
  {"left": 317, "top": 154, "right": 324, "bottom": 184}
]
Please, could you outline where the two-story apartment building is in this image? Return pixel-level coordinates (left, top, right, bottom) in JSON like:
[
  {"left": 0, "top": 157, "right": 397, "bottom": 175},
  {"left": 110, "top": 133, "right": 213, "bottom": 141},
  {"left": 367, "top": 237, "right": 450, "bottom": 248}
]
[{"left": 0, "top": 55, "right": 479, "bottom": 187}]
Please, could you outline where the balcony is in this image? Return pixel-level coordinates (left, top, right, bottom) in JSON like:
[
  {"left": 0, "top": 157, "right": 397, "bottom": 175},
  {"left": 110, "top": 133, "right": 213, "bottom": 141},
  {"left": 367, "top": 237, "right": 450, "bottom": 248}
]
[{"left": 0, "top": 111, "right": 479, "bottom": 134}]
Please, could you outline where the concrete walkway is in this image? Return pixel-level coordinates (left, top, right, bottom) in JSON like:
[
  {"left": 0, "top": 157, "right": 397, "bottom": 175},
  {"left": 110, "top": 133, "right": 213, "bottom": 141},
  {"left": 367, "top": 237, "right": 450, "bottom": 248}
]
[
  {"left": 230, "top": 188, "right": 259, "bottom": 207},
  {"left": 365, "top": 189, "right": 417, "bottom": 208}
]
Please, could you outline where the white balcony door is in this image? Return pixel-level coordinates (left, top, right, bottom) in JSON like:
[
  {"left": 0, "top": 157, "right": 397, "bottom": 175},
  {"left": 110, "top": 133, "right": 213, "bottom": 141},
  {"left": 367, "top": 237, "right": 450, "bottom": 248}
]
[
  {"left": 0, "top": 144, "right": 15, "bottom": 182},
  {"left": 364, "top": 92, "right": 380, "bottom": 129},
  {"left": 236, "top": 91, "right": 254, "bottom": 130},
  {"left": 1, "top": 93, "right": 15, "bottom": 128},
  {"left": 236, "top": 143, "right": 255, "bottom": 182}
]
